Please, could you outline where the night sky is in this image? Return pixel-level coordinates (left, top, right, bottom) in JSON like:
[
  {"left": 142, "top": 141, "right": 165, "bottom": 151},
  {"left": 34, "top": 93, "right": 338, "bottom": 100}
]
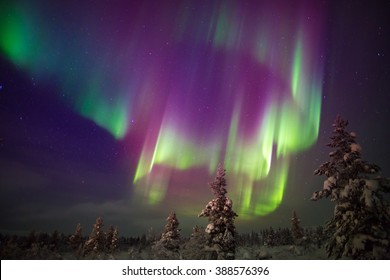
[{"left": 0, "top": 0, "right": 389, "bottom": 237}]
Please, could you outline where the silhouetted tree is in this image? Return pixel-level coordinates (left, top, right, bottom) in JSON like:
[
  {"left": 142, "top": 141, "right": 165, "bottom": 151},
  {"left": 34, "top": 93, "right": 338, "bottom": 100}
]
[
  {"left": 49, "top": 230, "right": 60, "bottom": 251},
  {"left": 291, "top": 210, "right": 304, "bottom": 241},
  {"left": 263, "top": 227, "right": 276, "bottom": 247}
]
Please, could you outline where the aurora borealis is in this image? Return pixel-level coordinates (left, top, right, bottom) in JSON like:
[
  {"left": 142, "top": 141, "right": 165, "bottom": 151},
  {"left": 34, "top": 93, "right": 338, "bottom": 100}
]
[{"left": 1, "top": 0, "right": 389, "bottom": 236}]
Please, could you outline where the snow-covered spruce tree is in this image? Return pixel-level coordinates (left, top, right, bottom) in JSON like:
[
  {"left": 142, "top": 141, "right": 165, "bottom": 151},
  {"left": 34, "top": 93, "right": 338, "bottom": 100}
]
[
  {"left": 152, "top": 212, "right": 181, "bottom": 259},
  {"left": 291, "top": 210, "right": 304, "bottom": 241},
  {"left": 263, "top": 227, "right": 276, "bottom": 247},
  {"left": 106, "top": 225, "right": 119, "bottom": 256},
  {"left": 199, "top": 163, "right": 238, "bottom": 259},
  {"left": 83, "top": 217, "right": 106, "bottom": 259},
  {"left": 69, "top": 223, "right": 83, "bottom": 257},
  {"left": 182, "top": 226, "right": 209, "bottom": 259},
  {"left": 312, "top": 116, "right": 390, "bottom": 259},
  {"left": 48, "top": 230, "right": 61, "bottom": 252},
  {"left": 146, "top": 227, "right": 159, "bottom": 245}
]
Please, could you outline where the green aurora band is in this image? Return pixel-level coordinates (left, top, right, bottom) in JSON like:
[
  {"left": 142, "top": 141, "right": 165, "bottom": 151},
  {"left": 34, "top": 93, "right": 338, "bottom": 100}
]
[
  {"left": 0, "top": 3, "right": 130, "bottom": 139},
  {"left": 0, "top": 1, "right": 324, "bottom": 218}
]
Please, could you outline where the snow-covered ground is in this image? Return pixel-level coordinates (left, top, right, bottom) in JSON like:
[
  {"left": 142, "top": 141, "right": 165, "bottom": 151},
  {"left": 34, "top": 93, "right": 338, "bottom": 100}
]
[{"left": 112, "top": 244, "right": 328, "bottom": 260}]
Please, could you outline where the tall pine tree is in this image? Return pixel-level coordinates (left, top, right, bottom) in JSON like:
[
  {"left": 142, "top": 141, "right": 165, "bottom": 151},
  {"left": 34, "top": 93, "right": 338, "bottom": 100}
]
[
  {"left": 83, "top": 217, "right": 106, "bottom": 258},
  {"left": 152, "top": 212, "right": 181, "bottom": 259},
  {"left": 106, "top": 225, "right": 119, "bottom": 256},
  {"left": 199, "top": 163, "right": 238, "bottom": 259},
  {"left": 69, "top": 223, "right": 83, "bottom": 258},
  {"left": 291, "top": 210, "right": 304, "bottom": 240},
  {"left": 312, "top": 116, "right": 390, "bottom": 259},
  {"left": 182, "top": 226, "right": 208, "bottom": 259}
]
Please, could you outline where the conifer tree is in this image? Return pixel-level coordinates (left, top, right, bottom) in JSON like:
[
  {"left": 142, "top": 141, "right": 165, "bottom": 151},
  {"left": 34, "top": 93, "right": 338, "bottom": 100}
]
[
  {"left": 106, "top": 225, "right": 119, "bottom": 255},
  {"left": 146, "top": 227, "right": 159, "bottom": 245},
  {"left": 263, "top": 227, "right": 276, "bottom": 247},
  {"left": 49, "top": 230, "right": 60, "bottom": 251},
  {"left": 69, "top": 223, "right": 83, "bottom": 258},
  {"left": 83, "top": 217, "right": 106, "bottom": 258},
  {"left": 199, "top": 163, "right": 238, "bottom": 259},
  {"left": 152, "top": 212, "right": 181, "bottom": 259},
  {"left": 312, "top": 116, "right": 390, "bottom": 259},
  {"left": 291, "top": 210, "right": 304, "bottom": 240},
  {"left": 182, "top": 226, "right": 208, "bottom": 259}
]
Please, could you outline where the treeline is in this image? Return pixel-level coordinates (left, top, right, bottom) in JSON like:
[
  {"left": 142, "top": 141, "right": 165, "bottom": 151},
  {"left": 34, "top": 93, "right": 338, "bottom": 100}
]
[
  {"left": 236, "top": 226, "right": 327, "bottom": 248},
  {"left": 0, "top": 223, "right": 327, "bottom": 260}
]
